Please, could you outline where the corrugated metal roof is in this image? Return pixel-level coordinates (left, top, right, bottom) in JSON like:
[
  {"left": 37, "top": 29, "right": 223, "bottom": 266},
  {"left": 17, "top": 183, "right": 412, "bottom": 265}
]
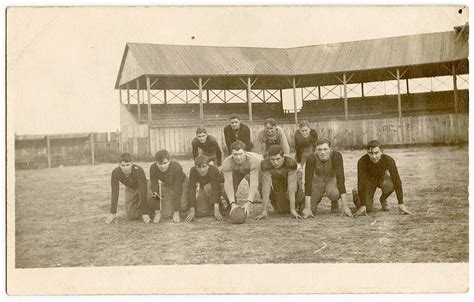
[
  {"left": 288, "top": 31, "right": 468, "bottom": 75},
  {"left": 115, "top": 29, "right": 468, "bottom": 89}
]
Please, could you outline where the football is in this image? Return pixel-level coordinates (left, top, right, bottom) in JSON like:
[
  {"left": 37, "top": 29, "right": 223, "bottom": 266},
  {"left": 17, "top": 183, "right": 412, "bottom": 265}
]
[{"left": 230, "top": 206, "right": 247, "bottom": 224}]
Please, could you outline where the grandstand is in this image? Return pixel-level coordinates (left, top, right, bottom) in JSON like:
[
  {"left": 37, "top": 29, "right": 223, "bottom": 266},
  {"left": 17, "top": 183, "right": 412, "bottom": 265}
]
[{"left": 115, "top": 24, "right": 469, "bottom": 156}]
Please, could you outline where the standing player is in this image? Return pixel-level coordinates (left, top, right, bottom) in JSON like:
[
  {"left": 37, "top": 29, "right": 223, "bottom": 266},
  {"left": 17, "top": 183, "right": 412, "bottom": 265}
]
[
  {"left": 294, "top": 120, "right": 318, "bottom": 166},
  {"left": 223, "top": 113, "right": 253, "bottom": 153},
  {"left": 221, "top": 141, "right": 260, "bottom": 218},
  {"left": 186, "top": 155, "right": 228, "bottom": 222},
  {"left": 353, "top": 140, "right": 412, "bottom": 217},
  {"left": 106, "top": 153, "right": 156, "bottom": 224},
  {"left": 256, "top": 145, "right": 304, "bottom": 220},
  {"left": 150, "top": 150, "right": 188, "bottom": 223},
  {"left": 256, "top": 118, "right": 290, "bottom": 159},
  {"left": 302, "top": 139, "right": 352, "bottom": 218},
  {"left": 192, "top": 127, "right": 222, "bottom": 166}
]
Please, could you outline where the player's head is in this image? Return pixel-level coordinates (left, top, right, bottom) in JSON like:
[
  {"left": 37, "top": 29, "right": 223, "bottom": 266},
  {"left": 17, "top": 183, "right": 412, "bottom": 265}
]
[
  {"left": 194, "top": 155, "right": 211, "bottom": 176},
  {"left": 155, "top": 149, "right": 171, "bottom": 172},
  {"left": 119, "top": 153, "right": 133, "bottom": 176},
  {"left": 367, "top": 140, "right": 383, "bottom": 163},
  {"left": 196, "top": 127, "right": 208, "bottom": 143},
  {"left": 268, "top": 145, "right": 285, "bottom": 169},
  {"left": 314, "top": 138, "right": 331, "bottom": 162},
  {"left": 229, "top": 113, "right": 241, "bottom": 130},
  {"left": 298, "top": 120, "right": 311, "bottom": 138},
  {"left": 264, "top": 118, "right": 277, "bottom": 136},
  {"left": 230, "top": 141, "right": 246, "bottom": 164}
]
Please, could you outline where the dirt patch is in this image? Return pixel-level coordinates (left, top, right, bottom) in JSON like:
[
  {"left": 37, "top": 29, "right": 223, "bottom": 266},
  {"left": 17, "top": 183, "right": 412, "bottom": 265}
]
[{"left": 14, "top": 146, "right": 468, "bottom": 267}]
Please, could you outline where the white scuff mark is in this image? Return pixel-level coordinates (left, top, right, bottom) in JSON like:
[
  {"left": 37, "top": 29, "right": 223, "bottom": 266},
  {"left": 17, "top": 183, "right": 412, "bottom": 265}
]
[
  {"left": 313, "top": 242, "right": 327, "bottom": 254},
  {"left": 371, "top": 219, "right": 377, "bottom": 225}
]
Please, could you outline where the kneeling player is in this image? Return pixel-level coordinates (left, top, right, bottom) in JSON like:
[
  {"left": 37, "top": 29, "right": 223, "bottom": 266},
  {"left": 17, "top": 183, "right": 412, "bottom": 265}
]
[
  {"left": 186, "top": 155, "right": 229, "bottom": 222},
  {"left": 150, "top": 150, "right": 188, "bottom": 223},
  {"left": 302, "top": 139, "right": 352, "bottom": 218},
  {"left": 221, "top": 141, "right": 260, "bottom": 218},
  {"left": 353, "top": 140, "right": 412, "bottom": 217},
  {"left": 256, "top": 145, "right": 304, "bottom": 220},
  {"left": 106, "top": 153, "right": 157, "bottom": 224}
]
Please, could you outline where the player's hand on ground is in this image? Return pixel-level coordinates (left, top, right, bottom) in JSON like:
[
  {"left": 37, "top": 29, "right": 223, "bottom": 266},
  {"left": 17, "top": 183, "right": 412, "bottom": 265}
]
[
  {"left": 185, "top": 207, "right": 195, "bottom": 222},
  {"left": 255, "top": 209, "right": 268, "bottom": 220},
  {"left": 142, "top": 214, "right": 151, "bottom": 223},
  {"left": 243, "top": 200, "right": 251, "bottom": 217},
  {"left": 398, "top": 204, "right": 413, "bottom": 215},
  {"left": 353, "top": 206, "right": 367, "bottom": 217},
  {"left": 302, "top": 207, "right": 314, "bottom": 219},
  {"left": 290, "top": 209, "right": 303, "bottom": 219},
  {"left": 105, "top": 213, "right": 116, "bottom": 224},
  {"left": 214, "top": 207, "right": 223, "bottom": 221},
  {"left": 153, "top": 210, "right": 161, "bottom": 223},
  {"left": 172, "top": 211, "right": 181, "bottom": 223},
  {"left": 340, "top": 205, "right": 353, "bottom": 217}
]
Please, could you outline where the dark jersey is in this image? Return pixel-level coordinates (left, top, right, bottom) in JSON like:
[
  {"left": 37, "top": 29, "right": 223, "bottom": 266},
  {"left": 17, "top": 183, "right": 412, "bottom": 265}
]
[
  {"left": 110, "top": 164, "right": 147, "bottom": 214},
  {"left": 192, "top": 135, "right": 222, "bottom": 166},
  {"left": 357, "top": 154, "right": 403, "bottom": 205},
  {"left": 150, "top": 161, "right": 186, "bottom": 212}
]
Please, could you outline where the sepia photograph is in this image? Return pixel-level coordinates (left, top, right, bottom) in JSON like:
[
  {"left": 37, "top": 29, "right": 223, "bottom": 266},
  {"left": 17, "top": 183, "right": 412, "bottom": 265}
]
[{"left": 5, "top": 4, "right": 470, "bottom": 295}]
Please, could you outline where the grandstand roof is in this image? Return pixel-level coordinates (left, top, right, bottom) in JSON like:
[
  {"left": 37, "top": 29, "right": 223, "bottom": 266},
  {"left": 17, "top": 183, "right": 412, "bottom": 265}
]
[{"left": 115, "top": 29, "right": 468, "bottom": 90}]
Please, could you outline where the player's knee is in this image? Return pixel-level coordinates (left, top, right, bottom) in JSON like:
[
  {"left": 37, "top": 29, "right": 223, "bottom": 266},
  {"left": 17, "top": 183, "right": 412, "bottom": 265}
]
[{"left": 380, "top": 179, "right": 394, "bottom": 194}]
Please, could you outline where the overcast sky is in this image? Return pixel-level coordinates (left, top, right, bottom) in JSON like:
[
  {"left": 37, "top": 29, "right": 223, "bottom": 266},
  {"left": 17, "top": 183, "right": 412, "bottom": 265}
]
[{"left": 7, "top": 5, "right": 468, "bottom": 135}]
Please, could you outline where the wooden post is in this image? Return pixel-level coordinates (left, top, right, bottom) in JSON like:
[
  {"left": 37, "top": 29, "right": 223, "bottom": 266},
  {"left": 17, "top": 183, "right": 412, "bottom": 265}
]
[
  {"left": 136, "top": 79, "right": 141, "bottom": 123},
  {"left": 119, "top": 88, "right": 122, "bottom": 104},
  {"left": 247, "top": 77, "right": 253, "bottom": 125},
  {"left": 90, "top": 133, "right": 95, "bottom": 165},
  {"left": 406, "top": 79, "right": 410, "bottom": 94},
  {"left": 361, "top": 82, "right": 365, "bottom": 97},
  {"left": 343, "top": 73, "right": 348, "bottom": 120},
  {"left": 146, "top": 75, "right": 152, "bottom": 155},
  {"left": 46, "top": 136, "right": 51, "bottom": 169},
  {"left": 198, "top": 77, "right": 204, "bottom": 121},
  {"left": 452, "top": 63, "right": 459, "bottom": 113},
  {"left": 292, "top": 77, "right": 298, "bottom": 124},
  {"left": 163, "top": 89, "right": 167, "bottom": 104},
  {"left": 318, "top": 85, "right": 321, "bottom": 100},
  {"left": 126, "top": 83, "right": 130, "bottom": 110},
  {"left": 207, "top": 89, "right": 210, "bottom": 104},
  {"left": 280, "top": 89, "right": 283, "bottom": 103},
  {"left": 396, "top": 68, "right": 402, "bottom": 118}
]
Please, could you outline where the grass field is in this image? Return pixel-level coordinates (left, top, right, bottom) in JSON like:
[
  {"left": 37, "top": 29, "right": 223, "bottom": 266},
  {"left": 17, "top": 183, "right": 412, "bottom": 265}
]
[{"left": 14, "top": 145, "right": 468, "bottom": 268}]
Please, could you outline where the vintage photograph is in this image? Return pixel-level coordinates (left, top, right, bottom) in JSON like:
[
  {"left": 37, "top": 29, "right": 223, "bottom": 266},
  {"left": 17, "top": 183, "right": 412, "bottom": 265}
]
[{"left": 6, "top": 5, "right": 469, "bottom": 295}]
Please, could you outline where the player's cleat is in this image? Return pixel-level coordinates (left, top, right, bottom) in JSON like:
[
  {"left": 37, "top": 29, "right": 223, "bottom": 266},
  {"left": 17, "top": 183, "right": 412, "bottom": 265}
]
[{"left": 230, "top": 206, "right": 247, "bottom": 224}]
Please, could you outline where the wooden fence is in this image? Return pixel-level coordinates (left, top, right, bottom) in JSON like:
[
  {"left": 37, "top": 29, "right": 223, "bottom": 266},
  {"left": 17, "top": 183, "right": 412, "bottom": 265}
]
[
  {"left": 15, "top": 132, "right": 121, "bottom": 169},
  {"left": 120, "top": 102, "right": 468, "bottom": 156}
]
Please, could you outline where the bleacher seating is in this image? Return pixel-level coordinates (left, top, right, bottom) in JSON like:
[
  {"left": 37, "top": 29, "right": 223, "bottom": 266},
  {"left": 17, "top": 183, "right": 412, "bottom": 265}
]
[{"left": 127, "top": 90, "right": 468, "bottom": 126}]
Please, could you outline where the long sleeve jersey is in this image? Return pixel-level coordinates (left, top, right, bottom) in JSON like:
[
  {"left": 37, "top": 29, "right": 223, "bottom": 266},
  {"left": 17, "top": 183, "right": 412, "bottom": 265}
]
[
  {"left": 110, "top": 164, "right": 147, "bottom": 214},
  {"left": 256, "top": 126, "right": 290, "bottom": 157},
  {"left": 221, "top": 152, "right": 261, "bottom": 203},
  {"left": 357, "top": 154, "right": 404, "bottom": 205},
  {"left": 294, "top": 129, "right": 318, "bottom": 163},
  {"left": 191, "top": 135, "right": 222, "bottom": 166},
  {"left": 187, "top": 165, "right": 222, "bottom": 209},
  {"left": 304, "top": 151, "right": 347, "bottom": 196},
  {"left": 150, "top": 161, "right": 186, "bottom": 212},
  {"left": 260, "top": 156, "right": 298, "bottom": 205},
  {"left": 223, "top": 123, "right": 253, "bottom": 152}
]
